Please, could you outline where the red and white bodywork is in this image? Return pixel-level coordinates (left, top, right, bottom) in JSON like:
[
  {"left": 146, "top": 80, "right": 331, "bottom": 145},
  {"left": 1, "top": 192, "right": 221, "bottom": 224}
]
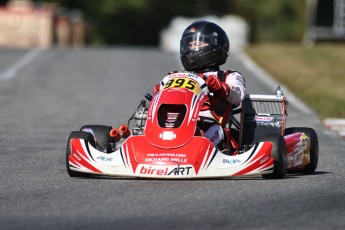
[
  {"left": 67, "top": 72, "right": 315, "bottom": 178},
  {"left": 69, "top": 136, "right": 274, "bottom": 178},
  {"left": 68, "top": 72, "right": 275, "bottom": 178}
]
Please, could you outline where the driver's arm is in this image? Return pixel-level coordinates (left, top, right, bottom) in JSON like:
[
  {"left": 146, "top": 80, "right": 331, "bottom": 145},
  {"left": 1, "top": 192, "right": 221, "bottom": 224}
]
[{"left": 225, "top": 72, "right": 246, "bottom": 106}]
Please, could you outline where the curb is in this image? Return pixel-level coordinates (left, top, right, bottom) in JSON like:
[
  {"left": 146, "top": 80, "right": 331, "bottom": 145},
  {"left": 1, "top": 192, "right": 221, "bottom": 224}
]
[{"left": 324, "top": 118, "right": 345, "bottom": 139}]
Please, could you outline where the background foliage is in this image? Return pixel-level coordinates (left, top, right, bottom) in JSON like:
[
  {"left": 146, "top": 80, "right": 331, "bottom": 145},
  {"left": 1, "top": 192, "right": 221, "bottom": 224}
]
[
  {"left": 231, "top": 0, "right": 306, "bottom": 42},
  {"left": 2, "top": 0, "right": 306, "bottom": 45}
]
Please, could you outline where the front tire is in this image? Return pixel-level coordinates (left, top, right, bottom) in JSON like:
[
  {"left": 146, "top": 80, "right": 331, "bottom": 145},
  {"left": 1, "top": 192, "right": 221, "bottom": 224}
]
[
  {"left": 66, "top": 131, "right": 95, "bottom": 177},
  {"left": 260, "top": 133, "right": 287, "bottom": 179}
]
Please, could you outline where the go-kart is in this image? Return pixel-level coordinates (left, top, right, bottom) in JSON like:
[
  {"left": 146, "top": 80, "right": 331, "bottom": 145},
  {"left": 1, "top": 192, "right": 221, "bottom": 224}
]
[{"left": 66, "top": 72, "right": 318, "bottom": 179}]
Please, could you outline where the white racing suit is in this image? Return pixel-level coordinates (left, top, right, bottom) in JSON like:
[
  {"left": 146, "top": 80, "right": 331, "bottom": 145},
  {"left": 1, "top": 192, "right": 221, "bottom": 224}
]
[{"left": 158, "top": 70, "right": 246, "bottom": 147}]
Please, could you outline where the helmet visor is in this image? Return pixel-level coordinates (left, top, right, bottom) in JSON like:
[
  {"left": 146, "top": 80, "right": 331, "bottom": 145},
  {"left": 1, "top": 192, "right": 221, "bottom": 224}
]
[{"left": 181, "top": 34, "right": 215, "bottom": 53}]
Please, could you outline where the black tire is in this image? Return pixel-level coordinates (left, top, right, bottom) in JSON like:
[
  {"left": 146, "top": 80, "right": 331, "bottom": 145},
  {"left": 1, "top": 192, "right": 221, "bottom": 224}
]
[
  {"left": 285, "top": 127, "right": 319, "bottom": 174},
  {"left": 259, "top": 133, "right": 287, "bottom": 179},
  {"left": 80, "top": 125, "right": 114, "bottom": 153},
  {"left": 66, "top": 131, "right": 95, "bottom": 177}
]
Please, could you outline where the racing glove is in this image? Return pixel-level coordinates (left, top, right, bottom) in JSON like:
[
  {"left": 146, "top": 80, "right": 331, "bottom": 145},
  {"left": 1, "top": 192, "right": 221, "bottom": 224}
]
[
  {"left": 153, "top": 84, "right": 160, "bottom": 95},
  {"left": 205, "top": 75, "right": 230, "bottom": 98}
]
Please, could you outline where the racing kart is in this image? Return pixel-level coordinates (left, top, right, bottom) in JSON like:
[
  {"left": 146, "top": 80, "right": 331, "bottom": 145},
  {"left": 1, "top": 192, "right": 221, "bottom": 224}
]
[{"left": 66, "top": 72, "right": 318, "bottom": 179}]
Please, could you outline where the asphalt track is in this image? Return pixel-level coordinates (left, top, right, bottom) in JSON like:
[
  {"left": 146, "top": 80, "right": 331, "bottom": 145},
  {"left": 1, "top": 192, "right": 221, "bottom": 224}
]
[{"left": 0, "top": 47, "right": 344, "bottom": 230}]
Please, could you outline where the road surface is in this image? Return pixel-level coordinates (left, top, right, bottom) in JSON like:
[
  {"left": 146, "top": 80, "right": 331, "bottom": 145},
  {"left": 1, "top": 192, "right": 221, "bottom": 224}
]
[{"left": 0, "top": 47, "right": 344, "bottom": 230}]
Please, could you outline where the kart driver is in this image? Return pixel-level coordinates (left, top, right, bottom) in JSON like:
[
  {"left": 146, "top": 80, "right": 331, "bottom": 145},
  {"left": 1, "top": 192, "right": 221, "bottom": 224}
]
[{"left": 153, "top": 20, "right": 246, "bottom": 151}]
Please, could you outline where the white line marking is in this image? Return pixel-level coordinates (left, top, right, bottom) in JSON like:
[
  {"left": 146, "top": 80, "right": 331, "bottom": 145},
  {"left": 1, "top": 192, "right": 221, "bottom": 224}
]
[{"left": 0, "top": 48, "right": 43, "bottom": 81}]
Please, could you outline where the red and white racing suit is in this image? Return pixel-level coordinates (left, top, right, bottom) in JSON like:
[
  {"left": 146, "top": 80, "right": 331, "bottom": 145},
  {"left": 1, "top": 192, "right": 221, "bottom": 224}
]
[{"left": 155, "top": 70, "right": 246, "bottom": 147}]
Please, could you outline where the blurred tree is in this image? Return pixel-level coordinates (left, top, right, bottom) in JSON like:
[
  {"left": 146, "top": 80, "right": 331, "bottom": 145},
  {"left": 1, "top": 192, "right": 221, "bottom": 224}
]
[
  {"left": 38, "top": 0, "right": 306, "bottom": 45},
  {"left": 230, "top": 0, "right": 306, "bottom": 42}
]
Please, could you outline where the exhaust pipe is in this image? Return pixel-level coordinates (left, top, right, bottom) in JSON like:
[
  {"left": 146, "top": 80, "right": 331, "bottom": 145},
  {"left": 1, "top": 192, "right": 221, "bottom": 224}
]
[
  {"left": 119, "top": 124, "right": 131, "bottom": 138},
  {"left": 109, "top": 128, "right": 121, "bottom": 141}
]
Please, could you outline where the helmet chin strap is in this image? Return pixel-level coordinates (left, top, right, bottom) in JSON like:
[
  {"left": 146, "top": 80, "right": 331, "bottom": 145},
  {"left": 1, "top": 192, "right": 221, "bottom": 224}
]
[{"left": 194, "top": 65, "right": 220, "bottom": 73}]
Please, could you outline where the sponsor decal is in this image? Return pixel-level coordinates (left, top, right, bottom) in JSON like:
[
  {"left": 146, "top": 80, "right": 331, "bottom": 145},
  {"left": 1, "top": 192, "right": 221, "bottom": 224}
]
[
  {"left": 168, "top": 73, "right": 199, "bottom": 80},
  {"left": 145, "top": 153, "right": 187, "bottom": 163},
  {"left": 165, "top": 112, "right": 180, "bottom": 128},
  {"left": 163, "top": 77, "right": 200, "bottom": 94},
  {"left": 260, "top": 156, "right": 269, "bottom": 164},
  {"left": 186, "top": 27, "right": 196, "bottom": 33},
  {"left": 199, "top": 117, "right": 217, "bottom": 124},
  {"left": 159, "top": 131, "right": 176, "bottom": 140},
  {"left": 255, "top": 115, "right": 274, "bottom": 122},
  {"left": 145, "top": 157, "right": 170, "bottom": 162},
  {"left": 287, "top": 134, "right": 311, "bottom": 168},
  {"left": 301, "top": 134, "right": 310, "bottom": 165},
  {"left": 147, "top": 153, "right": 187, "bottom": 157},
  {"left": 288, "top": 154, "right": 302, "bottom": 168},
  {"left": 139, "top": 165, "right": 193, "bottom": 176},
  {"left": 205, "top": 125, "right": 223, "bottom": 146},
  {"left": 145, "top": 158, "right": 187, "bottom": 163},
  {"left": 222, "top": 158, "right": 241, "bottom": 164},
  {"left": 167, "top": 166, "right": 192, "bottom": 176},
  {"left": 209, "top": 130, "right": 220, "bottom": 144},
  {"left": 258, "top": 121, "right": 283, "bottom": 128},
  {"left": 97, "top": 156, "right": 113, "bottom": 162}
]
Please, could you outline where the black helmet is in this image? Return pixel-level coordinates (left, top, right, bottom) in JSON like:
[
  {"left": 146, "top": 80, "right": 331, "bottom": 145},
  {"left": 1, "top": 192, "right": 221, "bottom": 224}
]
[{"left": 180, "top": 20, "right": 230, "bottom": 71}]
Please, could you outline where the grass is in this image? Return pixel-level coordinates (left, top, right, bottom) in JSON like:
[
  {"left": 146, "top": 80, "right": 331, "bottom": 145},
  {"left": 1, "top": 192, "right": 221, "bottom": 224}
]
[{"left": 246, "top": 43, "right": 345, "bottom": 119}]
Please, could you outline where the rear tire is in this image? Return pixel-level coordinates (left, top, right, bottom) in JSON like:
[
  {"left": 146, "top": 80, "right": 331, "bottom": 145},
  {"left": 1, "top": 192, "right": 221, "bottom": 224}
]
[
  {"left": 285, "top": 127, "right": 319, "bottom": 174},
  {"left": 80, "top": 125, "right": 114, "bottom": 153},
  {"left": 66, "top": 131, "right": 95, "bottom": 177},
  {"left": 259, "top": 133, "right": 287, "bottom": 179}
]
